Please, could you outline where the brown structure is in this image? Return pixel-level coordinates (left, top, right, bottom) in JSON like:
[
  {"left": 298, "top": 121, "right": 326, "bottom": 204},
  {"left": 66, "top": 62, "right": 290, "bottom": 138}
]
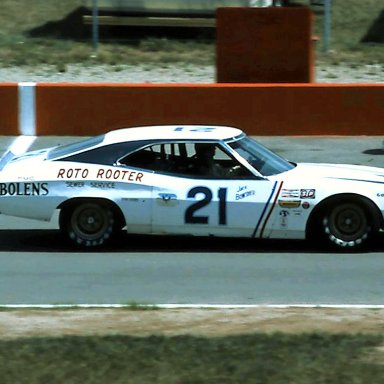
[{"left": 216, "top": 7, "right": 315, "bottom": 83}]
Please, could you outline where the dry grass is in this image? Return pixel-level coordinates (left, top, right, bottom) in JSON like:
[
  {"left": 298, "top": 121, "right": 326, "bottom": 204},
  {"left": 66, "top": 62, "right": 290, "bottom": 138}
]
[
  {"left": 0, "top": 331, "right": 383, "bottom": 384},
  {"left": 0, "top": 0, "right": 383, "bottom": 68}
]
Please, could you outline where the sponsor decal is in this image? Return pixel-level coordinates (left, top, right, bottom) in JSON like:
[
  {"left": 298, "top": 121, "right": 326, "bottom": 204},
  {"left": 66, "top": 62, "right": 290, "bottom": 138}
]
[
  {"left": 302, "top": 201, "right": 310, "bottom": 209},
  {"left": 281, "top": 189, "right": 300, "bottom": 198},
  {"left": 57, "top": 168, "right": 89, "bottom": 179},
  {"left": 65, "top": 181, "right": 116, "bottom": 189},
  {"left": 90, "top": 182, "right": 115, "bottom": 189},
  {"left": 377, "top": 193, "right": 384, "bottom": 198},
  {"left": 279, "top": 210, "right": 289, "bottom": 228},
  {"left": 235, "top": 186, "right": 255, "bottom": 201},
  {"left": 66, "top": 181, "right": 85, "bottom": 188},
  {"left": 281, "top": 188, "right": 315, "bottom": 199},
  {"left": 57, "top": 168, "right": 144, "bottom": 183},
  {"left": 300, "top": 189, "right": 316, "bottom": 199},
  {"left": 158, "top": 193, "right": 178, "bottom": 207},
  {"left": 174, "top": 127, "right": 215, "bottom": 133},
  {"left": 17, "top": 176, "right": 35, "bottom": 181},
  {"left": 278, "top": 200, "right": 301, "bottom": 208},
  {"left": 96, "top": 168, "right": 143, "bottom": 182},
  {"left": 0, "top": 182, "right": 49, "bottom": 196}
]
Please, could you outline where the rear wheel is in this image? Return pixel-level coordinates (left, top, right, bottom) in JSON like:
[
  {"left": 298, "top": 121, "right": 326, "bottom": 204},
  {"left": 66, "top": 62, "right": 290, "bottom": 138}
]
[
  {"left": 319, "top": 200, "right": 376, "bottom": 250},
  {"left": 60, "top": 202, "right": 117, "bottom": 247}
]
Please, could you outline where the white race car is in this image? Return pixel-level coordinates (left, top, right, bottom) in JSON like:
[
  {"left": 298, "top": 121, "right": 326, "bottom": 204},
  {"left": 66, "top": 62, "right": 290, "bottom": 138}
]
[{"left": 0, "top": 125, "right": 383, "bottom": 250}]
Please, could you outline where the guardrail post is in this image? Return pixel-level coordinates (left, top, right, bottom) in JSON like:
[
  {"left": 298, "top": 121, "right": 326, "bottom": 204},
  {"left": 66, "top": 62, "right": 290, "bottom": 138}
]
[{"left": 92, "top": 0, "right": 99, "bottom": 52}]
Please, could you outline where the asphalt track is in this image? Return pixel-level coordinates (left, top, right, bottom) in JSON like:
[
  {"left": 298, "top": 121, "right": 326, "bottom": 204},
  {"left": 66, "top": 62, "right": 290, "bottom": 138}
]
[{"left": 0, "top": 135, "right": 384, "bottom": 305}]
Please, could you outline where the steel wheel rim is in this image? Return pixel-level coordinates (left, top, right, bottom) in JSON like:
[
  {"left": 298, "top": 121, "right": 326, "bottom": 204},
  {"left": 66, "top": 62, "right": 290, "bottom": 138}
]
[
  {"left": 72, "top": 204, "right": 110, "bottom": 240},
  {"left": 328, "top": 203, "right": 368, "bottom": 241}
]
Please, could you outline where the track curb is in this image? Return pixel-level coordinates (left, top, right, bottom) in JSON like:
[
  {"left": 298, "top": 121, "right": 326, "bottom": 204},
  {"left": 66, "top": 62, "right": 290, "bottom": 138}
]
[{"left": 2, "top": 304, "right": 384, "bottom": 309}]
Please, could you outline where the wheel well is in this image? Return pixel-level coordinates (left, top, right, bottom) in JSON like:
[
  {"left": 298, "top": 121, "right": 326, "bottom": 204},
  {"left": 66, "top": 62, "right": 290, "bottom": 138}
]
[
  {"left": 306, "top": 193, "right": 383, "bottom": 240},
  {"left": 58, "top": 198, "right": 126, "bottom": 229}
]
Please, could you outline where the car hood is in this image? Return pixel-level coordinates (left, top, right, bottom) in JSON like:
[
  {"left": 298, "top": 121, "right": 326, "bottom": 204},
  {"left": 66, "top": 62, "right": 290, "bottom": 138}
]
[{"left": 285, "top": 163, "right": 384, "bottom": 184}]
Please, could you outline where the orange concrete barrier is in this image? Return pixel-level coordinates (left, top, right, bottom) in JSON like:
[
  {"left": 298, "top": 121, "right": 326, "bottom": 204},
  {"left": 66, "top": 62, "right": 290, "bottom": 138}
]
[
  {"left": 35, "top": 83, "right": 384, "bottom": 136},
  {"left": 0, "top": 84, "right": 19, "bottom": 136},
  {"left": 1, "top": 83, "right": 383, "bottom": 136}
]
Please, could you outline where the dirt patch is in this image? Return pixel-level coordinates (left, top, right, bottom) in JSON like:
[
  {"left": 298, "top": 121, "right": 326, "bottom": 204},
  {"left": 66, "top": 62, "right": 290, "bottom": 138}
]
[{"left": 1, "top": 307, "right": 384, "bottom": 339}]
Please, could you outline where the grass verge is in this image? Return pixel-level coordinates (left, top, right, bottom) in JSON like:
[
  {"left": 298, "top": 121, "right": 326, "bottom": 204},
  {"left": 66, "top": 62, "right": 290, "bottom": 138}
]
[{"left": 0, "top": 333, "right": 383, "bottom": 384}]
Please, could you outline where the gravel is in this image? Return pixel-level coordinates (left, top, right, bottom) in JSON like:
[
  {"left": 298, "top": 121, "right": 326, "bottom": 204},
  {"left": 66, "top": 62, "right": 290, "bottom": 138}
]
[{"left": 0, "top": 62, "right": 383, "bottom": 83}]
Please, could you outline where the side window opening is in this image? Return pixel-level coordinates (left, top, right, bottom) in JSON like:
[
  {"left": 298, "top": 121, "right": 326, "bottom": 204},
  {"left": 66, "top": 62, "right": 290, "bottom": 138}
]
[
  {"left": 189, "top": 143, "right": 253, "bottom": 178},
  {"left": 119, "top": 142, "right": 253, "bottom": 178}
]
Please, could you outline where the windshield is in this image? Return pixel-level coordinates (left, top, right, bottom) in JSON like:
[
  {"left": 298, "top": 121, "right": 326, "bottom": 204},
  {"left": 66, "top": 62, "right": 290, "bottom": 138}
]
[
  {"left": 47, "top": 135, "right": 105, "bottom": 160},
  {"left": 228, "top": 136, "right": 295, "bottom": 176}
]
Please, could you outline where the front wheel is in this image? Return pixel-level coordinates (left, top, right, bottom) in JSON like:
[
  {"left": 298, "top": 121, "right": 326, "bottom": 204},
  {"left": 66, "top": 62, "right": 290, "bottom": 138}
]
[
  {"left": 60, "top": 202, "right": 117, "bottom": 247},
  {"left": 320, "top": 201, "right": 376, "bottom": 250}
]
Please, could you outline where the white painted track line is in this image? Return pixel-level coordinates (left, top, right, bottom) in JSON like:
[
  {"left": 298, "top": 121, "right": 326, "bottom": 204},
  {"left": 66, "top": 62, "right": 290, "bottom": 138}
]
[{"left": 1, "top": 304, "right": 384, "bottom": 309}]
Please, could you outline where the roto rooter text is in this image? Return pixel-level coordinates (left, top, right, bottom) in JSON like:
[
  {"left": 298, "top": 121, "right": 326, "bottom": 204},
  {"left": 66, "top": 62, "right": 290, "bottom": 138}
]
[{"left": 57, "top": 168, "right": 144, "bottom": 182}]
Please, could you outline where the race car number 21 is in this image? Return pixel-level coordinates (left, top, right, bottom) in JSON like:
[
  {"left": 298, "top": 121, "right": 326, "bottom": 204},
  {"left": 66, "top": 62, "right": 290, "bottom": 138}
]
[{"left": 185, "top": 187, "right": 227, "bottom": 225}]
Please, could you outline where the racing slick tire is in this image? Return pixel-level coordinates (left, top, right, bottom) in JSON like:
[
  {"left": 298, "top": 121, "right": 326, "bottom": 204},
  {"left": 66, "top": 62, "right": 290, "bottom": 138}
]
[
  {"left": 317, "top": 198, "right": 379, "bottom": 251},
  {"left": 60, "top": 201, "right": 119, "bottom": 247}
]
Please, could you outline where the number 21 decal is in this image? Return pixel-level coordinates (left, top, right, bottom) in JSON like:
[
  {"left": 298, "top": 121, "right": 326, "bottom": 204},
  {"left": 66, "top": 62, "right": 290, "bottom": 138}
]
[{"left": 185, "top": 187, "right": 227, "bottom": 225}]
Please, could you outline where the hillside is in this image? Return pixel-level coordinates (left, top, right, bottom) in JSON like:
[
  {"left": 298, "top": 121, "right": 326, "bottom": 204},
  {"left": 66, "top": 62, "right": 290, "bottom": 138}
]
[{"left": 0, "top": 0, "right": 383, "bottom": 67}]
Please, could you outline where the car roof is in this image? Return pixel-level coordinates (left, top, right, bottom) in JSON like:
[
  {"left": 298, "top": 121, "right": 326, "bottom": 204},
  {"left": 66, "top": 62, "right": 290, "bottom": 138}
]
[{"left": 103, "top": 125, "right": 244, "bottom": 145}]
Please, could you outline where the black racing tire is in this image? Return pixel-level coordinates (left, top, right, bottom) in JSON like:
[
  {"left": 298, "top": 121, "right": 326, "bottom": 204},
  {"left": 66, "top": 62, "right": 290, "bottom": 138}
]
[
  {"left": 319, "top": 200, "right": 376, "bottom": 250},
  {"left": 60, "top": 202, "right": 117, "bottom": 247}
]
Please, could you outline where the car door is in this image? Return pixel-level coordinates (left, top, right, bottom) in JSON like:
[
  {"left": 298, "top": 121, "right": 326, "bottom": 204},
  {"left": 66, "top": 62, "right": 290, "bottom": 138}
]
[
  {"left": 149, "top": 141, "right": 280, "bottom": 238},
  {"left": 151, "top": 174, "right": 279, "bottom": 238},
  {"left": 120, "top": 139, "right": 281, "bottom": 238}
]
